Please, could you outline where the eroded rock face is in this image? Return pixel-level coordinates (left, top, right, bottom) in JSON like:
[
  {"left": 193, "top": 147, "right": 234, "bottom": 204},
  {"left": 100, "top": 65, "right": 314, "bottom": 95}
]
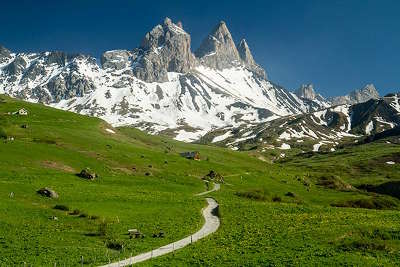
[
  {"left": 0, "top": 45, "right": 12, "bottom": 64},
  {"left": 295, "top": 84, "right": 317, "bottom": 100},
  {"left": 195, "top": 21, "right": 241, "bottom": 70},
  {"left": 101, "top": 50, "right": 132, "bottom": 71},
  {"left": 132, "top": 17, "right": 196, "bottom": 82},
  {"left": 237, "top": 39, "right": 267, "bottom": 79}
]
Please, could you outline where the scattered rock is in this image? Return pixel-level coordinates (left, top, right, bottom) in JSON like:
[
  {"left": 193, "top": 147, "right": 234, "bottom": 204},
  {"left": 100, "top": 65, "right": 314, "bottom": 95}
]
[
  {"left": 37, "top": 187, "right": 59, "bottom": 198},
  {"left": 285, "top": 192, "right": 296, "bottom": 198},
  {"left": 203, "top": 170, "right": 224, "bottom": 183},
  {"left": 77, "top": 168, "right": 97, "bottom": 180}
]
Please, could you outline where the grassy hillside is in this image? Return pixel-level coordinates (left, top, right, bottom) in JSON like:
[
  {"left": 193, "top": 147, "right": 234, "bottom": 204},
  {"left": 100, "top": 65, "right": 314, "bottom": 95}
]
[{"left": 1, "top": 94, "right": 400, "bottom": 266}]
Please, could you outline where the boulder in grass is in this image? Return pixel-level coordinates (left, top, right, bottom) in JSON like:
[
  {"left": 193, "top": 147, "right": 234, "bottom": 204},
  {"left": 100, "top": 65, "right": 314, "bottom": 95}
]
[
  {"left": 203, "top": 170, "right": 224, "bottom": 183},
  {"left": 37, "top": 187, "right": 59, "bottom": 198},
  {"left": 77, "top": 168, "right": 97, "bottom": 180}
]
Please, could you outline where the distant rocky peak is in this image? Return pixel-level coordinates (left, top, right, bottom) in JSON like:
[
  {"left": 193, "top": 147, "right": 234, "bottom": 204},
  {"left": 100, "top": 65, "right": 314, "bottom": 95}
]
[
  {"left": 331, "top": 83, "right": 380, "bottom": 105},
  {"left": 237, "top": 39, "right": 267, "bottom": 79},
  {"left": 140, "top": 17, "right": 189, "bottom": 50},
  {"left": 359, "top": 84, "right": 379, "bottom": 97},
  {"left": 295, "top": 84, "right": 317, "bottom": 100},
  {"left": 237, "top": 39, "right": 255, "bottom": 66},
  {"left": 177, "top": 21, "right": 183, "bottom": 29},
  {"left": 195, "top": 21, "right": 241, "bottom": 70}
]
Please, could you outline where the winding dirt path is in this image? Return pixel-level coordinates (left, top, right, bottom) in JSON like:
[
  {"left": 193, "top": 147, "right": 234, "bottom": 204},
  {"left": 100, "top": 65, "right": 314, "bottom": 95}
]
[{"left": 99, "top": 184, "right": 220, "bottom": 267}]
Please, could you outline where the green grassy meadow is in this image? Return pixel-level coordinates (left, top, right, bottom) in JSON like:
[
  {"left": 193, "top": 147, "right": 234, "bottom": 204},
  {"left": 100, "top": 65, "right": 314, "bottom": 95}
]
[{"left": 0, "top": 95, "right": 400, "bottom": 266}]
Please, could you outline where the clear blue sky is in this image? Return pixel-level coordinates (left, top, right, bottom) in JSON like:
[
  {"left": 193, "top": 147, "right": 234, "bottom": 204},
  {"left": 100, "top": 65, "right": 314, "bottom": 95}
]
[{"left": 1, "top": 0, "right": 399, "bottom": 97}]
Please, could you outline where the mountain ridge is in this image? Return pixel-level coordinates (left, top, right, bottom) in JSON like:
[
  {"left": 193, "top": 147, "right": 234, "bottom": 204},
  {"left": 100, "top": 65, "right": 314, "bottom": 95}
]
[{"left": 0, "top": 18, "right": 389, "bottom": 143}]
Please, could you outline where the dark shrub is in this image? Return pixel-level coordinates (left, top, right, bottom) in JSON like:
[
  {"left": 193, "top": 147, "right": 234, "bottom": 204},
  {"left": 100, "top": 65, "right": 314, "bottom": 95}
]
[
  {"left": 106, "top": 239, "right": 124, "bottom": 250},
  {"left": 54, "top": 204, "right": 69, "bottom": 211},
  {"left": 235, "top": 188, "right": 269, "bottom": 201},
  {"left": 272, "top": 195, "right": 282, "bottom": 202},
  {"left": 285, "top": 192, "right": 296, "bottom": 197},
  {"left": 98, "top": 221, "right": 108, "bottom": 236}
]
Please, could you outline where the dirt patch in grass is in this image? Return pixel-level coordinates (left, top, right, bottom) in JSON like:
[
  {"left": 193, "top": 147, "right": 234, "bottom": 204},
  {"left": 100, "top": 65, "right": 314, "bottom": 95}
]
[{"left": 41, "top": 160, "right": 76, "bottom": 173}]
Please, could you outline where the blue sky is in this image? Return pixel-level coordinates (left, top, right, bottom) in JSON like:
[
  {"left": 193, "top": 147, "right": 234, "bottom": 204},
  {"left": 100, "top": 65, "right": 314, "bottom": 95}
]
[{"left": 1, "top": 0, "right": 399, "bottom": 96}]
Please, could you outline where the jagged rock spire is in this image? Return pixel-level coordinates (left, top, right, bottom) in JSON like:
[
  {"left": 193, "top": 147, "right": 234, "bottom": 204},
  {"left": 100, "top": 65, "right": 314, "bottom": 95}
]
[
  {"left": 133, "top": 17, "right": 196, "bottom": 82},
  {"left": 195, "top": 21, "right": 241, "bottom": 69},
  {"left": 237, "top": 39, "right": 267, "bottom": 79},
  {"left": 237, "top": 39, "right": 255, "bottom": 66}
]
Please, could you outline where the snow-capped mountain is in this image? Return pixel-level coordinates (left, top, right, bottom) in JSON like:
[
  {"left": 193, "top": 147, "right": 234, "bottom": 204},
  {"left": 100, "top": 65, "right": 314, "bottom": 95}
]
[
  {"left": 330, "top": 84, "right": 380, "bottom": 105},
  {"left": 0, "top": 18, "right": 330, "bottom": 141},
  {"left": 200, "top": 96, "right": 400, "bottom": 151}
]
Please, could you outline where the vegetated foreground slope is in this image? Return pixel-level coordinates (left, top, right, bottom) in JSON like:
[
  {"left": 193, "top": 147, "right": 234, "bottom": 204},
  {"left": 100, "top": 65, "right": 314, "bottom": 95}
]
[{"left": 1, "top": 95, "right": 400, "bottom": 266}]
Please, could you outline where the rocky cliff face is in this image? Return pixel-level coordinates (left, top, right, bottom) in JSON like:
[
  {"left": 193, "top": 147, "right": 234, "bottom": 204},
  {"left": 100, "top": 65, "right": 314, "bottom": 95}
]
[
  {"left": 331, "top": 84, "right": 380, "bottom": 105},
  {"left": 237, "top": 39, "right": 266, "bottom": 79},
  {"left": 195, "top": 21, "right": 242, "bottom": 70},
  {"left": 295, "top": 84, "right": 317, "bottom": 100},
  {"left": 131, "top": 17, "right": 196, "bottom": 82}
]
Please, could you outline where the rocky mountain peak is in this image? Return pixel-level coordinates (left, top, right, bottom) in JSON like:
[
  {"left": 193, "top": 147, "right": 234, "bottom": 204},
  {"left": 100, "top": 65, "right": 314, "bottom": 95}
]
[
  {"left": 237, "top": 39, "right": 255, "bottom": 66},
  {"left": 331, "top": 83, "right": 380, "bottom": 105},
  {"left": 195, "top": 21, "right": 241, "bottom": 69},
  {"left": 133, "top": 18, "right": 195, "bottom": 82},
  {"left": 295, "top": 84, "right": 317, "bottom": 100},
  {"left": 237, "top": 39, "right": 267, "bottom": 79}
]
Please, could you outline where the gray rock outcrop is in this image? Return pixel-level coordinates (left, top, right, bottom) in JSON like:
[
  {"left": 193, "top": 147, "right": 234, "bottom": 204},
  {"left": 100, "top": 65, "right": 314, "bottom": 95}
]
[
  {"left": 37, "top": 187, "right": 59, "bottom": 198},
  {"left": 0, "top": 45, "right": 12, "bottom": 64},
  {"left": 101, "top": 50, "right": 132, "bottom": 70},
  {"left": 331, "top": 84, "right": 380, "bottom": 105},
  {"left": 237, "top": 39, "right": 267, "bottom": 79},
  {"left": 132, "top": 17, "right": 196, "bottom": 82},
  {"left": 195, "top": 21, "right": 241, "bottom": 70},
  {"left": 295, "top": 84, "right": 317, "bottom": 100}
]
